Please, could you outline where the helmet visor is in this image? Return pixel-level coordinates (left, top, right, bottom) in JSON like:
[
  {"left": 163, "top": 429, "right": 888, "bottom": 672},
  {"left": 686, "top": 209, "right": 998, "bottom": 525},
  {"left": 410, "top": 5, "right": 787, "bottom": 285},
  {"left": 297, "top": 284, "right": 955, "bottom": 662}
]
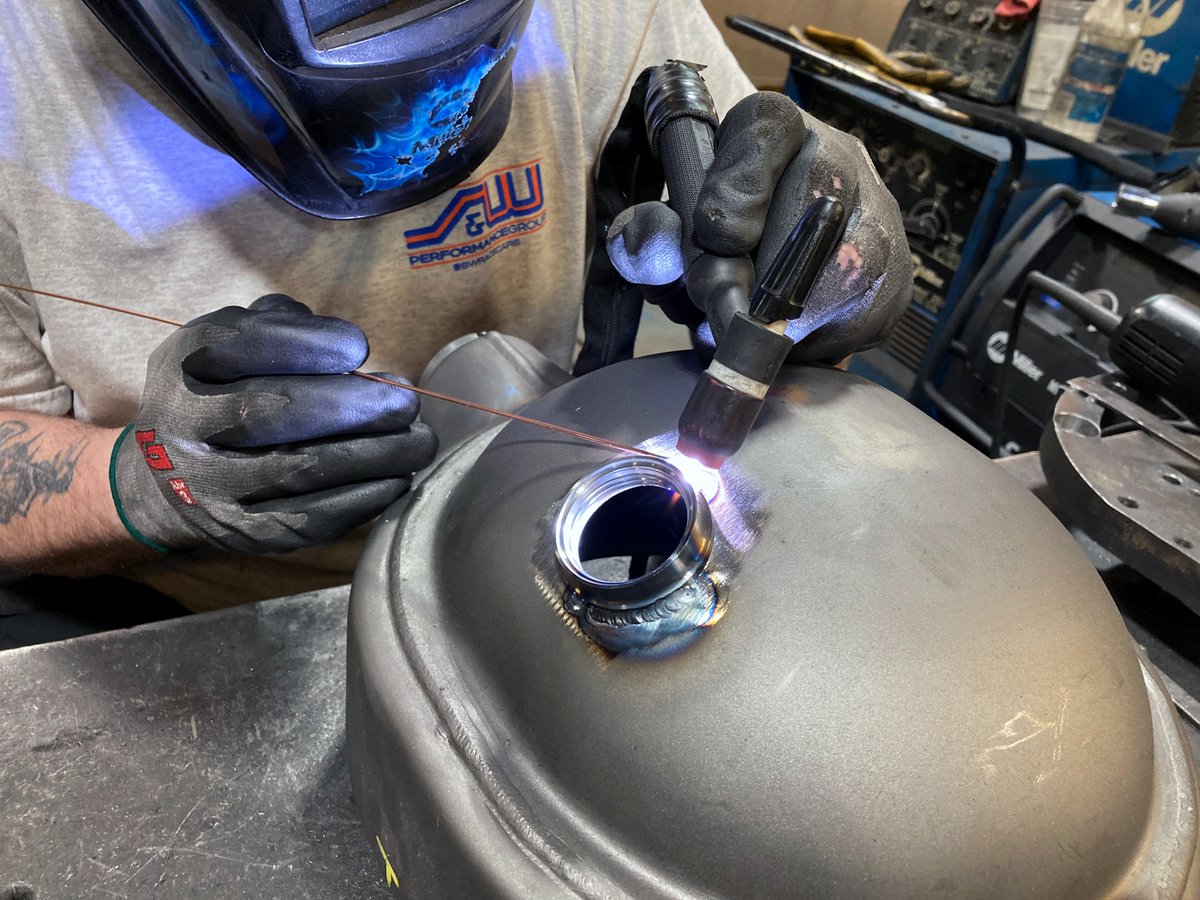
[{"left": 83, "top": 0, "right": 534, "bottom": 218}]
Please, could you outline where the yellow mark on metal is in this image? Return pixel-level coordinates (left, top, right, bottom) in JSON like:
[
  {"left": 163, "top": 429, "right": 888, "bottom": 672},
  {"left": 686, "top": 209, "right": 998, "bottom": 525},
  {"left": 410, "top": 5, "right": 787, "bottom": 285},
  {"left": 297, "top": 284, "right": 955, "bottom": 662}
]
[{"left": 376, "top": 835, "right": 400, "bottom": 888}]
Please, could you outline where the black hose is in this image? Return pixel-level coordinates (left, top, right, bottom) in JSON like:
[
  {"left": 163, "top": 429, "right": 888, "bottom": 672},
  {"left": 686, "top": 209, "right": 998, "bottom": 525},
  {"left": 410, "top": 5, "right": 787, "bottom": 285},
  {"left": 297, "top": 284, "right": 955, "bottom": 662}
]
[
  {"left": 914, "top": 183, "right": 1084, "bottom": 414},
  {"left": 645, "top": 61, "right": 719, "bottom": 267},
  {"left": 991, "top": 272, "right": 1040, "bottom": 456},
  {"left": 911, "top": 185, "right": 1082, "bottom": 453},
  {"left": 990, "top": 271, "right": 1096, "bottom": 457},
  {"left": 922, "top": 381, "right": 993, "bottom": 447},
  {"left": 945, "top": 97, "right": 1157, "bottom": 188}
]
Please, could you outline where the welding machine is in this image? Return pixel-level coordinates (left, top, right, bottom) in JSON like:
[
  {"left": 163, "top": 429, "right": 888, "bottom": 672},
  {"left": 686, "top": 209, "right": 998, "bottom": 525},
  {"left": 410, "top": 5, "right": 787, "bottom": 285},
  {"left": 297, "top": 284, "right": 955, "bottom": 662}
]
[
  {"left": 922, "top": 189, "right": 1200, "bottom": 454},
  {"left": 1106, "top": 0, "right": 1200, "bottom": 150},
  {"left": 728, "top": 16, "right": 1200, "bottom": 406},
  {"left": 785, "top": 71, "right": 1200, "bottom": 399},
  {"left": 886, "top": 0, "right": 1038, "bottom": 104}
]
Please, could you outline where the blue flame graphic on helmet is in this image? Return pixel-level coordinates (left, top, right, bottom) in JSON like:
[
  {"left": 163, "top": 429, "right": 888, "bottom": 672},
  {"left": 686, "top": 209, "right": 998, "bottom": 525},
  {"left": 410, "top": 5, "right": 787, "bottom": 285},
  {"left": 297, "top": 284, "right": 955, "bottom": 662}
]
[
  {"left": 337, "top": 41, "right": 516, "bottom": 194},
  {"left": 175, "top": 0, "right": 288, "bottom": 144}
]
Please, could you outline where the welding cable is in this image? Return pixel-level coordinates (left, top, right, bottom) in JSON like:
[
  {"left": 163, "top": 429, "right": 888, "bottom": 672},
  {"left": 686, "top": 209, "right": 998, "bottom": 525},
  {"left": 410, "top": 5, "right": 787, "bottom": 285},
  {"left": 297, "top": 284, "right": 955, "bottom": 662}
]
[
  {"left": 944, "top": 96, "right": 1156, "bottom": 189},
  {"left": 989, "top": 271, "right": 1052, "bottom": 457},
  {"left": 915, "top": 184, "right": 1084, "bottom": 449}
]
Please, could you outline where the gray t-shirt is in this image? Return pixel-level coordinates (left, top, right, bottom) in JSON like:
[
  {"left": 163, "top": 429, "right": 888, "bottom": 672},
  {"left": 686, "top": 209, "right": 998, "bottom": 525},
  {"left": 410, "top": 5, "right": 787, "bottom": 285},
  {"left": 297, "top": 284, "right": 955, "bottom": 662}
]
[{"left": 0, "top": 0, "right": 753, "bottom": 608}]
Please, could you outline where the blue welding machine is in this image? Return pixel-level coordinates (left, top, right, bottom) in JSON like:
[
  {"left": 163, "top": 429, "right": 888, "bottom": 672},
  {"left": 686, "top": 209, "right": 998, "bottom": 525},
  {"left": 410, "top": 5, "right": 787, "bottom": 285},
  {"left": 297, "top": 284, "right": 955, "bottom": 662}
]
[
  {"left": 1107, "top": 0, "right": 1200, "bottom": 149},
  {"left": 783, "top": 70, "right": 1198, "bottom": 401}
]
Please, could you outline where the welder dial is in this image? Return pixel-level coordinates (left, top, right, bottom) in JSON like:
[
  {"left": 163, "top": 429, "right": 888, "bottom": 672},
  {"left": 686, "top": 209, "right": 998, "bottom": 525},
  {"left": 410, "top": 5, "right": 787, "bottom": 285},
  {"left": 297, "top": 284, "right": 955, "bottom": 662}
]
[
  {"left": 904, "top": 150, "right": 933, "bottom": 186},
  {"left": 907, "top": 196, "right": 950, "bottom": 241}
]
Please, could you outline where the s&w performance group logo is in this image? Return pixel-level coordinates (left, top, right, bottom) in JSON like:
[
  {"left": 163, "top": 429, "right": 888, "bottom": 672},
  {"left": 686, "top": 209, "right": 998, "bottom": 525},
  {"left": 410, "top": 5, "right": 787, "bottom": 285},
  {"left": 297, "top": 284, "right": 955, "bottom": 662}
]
[{"left": 404, "top": 160, "right": 547, "bottom": 271}]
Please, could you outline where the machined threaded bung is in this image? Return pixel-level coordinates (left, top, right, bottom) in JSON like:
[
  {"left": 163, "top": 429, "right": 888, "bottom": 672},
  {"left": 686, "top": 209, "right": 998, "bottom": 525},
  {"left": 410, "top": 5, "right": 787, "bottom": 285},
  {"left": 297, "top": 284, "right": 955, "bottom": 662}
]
[{"left": 553, "top": 456, "right": 713, "bottom": 611}]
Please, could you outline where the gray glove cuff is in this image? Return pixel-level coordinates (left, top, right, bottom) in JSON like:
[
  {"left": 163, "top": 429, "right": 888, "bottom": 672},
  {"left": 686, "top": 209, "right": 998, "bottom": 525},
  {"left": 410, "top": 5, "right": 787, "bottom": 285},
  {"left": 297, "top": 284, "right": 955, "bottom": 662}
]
[{"left": 110, "top": 424, "right": 205, "bottom": 553}]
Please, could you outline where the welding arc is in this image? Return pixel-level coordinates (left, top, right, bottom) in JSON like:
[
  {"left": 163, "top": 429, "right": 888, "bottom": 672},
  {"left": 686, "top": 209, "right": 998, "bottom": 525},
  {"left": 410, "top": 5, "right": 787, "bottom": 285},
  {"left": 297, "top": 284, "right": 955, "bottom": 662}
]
[{"left": 0, "top": 280, "right": 657, "bottom": 459}]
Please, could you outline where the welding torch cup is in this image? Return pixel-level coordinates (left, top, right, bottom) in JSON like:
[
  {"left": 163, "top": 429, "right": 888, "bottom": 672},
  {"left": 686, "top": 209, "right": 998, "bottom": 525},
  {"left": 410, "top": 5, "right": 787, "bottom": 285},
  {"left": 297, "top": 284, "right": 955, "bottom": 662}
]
[
  {"left": 676, "top": 196, "right": 848, "bottom": 469},
  {"left": 675, "top": 313, "right": 795, "bottom": 468}
]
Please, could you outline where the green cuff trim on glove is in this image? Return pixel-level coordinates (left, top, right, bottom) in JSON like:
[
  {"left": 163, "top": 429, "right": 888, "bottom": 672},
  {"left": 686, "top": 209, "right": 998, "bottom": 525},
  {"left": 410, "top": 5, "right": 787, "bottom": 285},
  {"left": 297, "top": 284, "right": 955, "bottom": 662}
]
[{"left": 109, "top": 424, "right": 172, "bottom": 554}]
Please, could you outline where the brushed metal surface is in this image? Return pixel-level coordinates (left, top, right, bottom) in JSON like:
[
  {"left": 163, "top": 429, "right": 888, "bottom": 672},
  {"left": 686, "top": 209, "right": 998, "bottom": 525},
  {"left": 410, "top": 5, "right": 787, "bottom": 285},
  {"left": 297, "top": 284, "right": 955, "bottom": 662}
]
[{"left": 348, "top": 352, "right": 1200, "bottom": 898}]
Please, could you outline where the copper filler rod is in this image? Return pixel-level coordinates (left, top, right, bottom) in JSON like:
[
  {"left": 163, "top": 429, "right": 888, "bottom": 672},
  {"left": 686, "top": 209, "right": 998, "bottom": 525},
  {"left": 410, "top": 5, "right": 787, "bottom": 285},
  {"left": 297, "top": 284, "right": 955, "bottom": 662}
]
[{"left": 0, "top": 280, "right": 657, "bottom": 459}]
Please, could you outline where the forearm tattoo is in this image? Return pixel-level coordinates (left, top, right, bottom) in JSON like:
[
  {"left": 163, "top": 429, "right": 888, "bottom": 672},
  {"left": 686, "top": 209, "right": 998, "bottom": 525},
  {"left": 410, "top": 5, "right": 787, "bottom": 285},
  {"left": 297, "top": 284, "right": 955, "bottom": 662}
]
[{"left": 0, "top": 420, "right": 85, "bottom": 525}]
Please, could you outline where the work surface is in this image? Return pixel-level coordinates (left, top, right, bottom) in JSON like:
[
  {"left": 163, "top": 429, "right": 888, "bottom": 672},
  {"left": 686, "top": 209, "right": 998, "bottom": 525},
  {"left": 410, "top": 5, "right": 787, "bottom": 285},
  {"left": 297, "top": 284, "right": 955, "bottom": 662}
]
[
  {"left": 0, "top": 586, "right": 389, "bottom": 899},
  {"left": 3, "top": 568, "right": 1200, "bottom": 899}
]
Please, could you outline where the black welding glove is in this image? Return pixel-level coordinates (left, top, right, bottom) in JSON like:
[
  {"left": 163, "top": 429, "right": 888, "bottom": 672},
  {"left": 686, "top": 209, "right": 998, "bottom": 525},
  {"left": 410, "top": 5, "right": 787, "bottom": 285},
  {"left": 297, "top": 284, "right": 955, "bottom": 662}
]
[
  {"left": 608, "top": 92, "right": 912, "bottom": 363},
  {"left": 111, "top": 294, "right": 437, "bottom": 554}
]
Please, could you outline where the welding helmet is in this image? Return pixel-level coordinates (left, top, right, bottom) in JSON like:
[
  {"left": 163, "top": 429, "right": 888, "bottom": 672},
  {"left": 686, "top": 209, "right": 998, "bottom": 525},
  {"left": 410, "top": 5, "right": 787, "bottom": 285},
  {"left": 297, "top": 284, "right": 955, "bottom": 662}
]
[{"left": 82, "top": 0, "right": 535, "bottom": 218}]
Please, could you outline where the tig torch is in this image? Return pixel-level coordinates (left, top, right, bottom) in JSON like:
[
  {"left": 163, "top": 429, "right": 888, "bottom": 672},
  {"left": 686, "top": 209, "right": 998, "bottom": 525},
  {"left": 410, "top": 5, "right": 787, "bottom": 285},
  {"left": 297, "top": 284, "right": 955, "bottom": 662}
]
[
  {"left": 1113, "top": 185, "right": 1200, "bottom": 242},
  {"left": 642, "top": 61, "right": 848, "bottom": 469},
  {"left": 1021, "top": 272, "right": 1200, "bottom": 423}
]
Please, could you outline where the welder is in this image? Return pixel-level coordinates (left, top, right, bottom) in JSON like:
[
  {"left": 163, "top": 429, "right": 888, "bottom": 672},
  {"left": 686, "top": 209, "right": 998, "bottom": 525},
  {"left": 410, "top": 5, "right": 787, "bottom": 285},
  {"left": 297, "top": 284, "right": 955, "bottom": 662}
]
[{"left": 0, "top": 0, "right": 911, "bottom": 613}]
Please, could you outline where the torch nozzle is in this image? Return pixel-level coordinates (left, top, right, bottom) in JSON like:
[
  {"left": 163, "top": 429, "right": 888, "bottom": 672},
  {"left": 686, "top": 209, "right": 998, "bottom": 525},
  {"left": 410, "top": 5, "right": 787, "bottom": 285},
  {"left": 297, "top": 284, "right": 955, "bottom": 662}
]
[{"left": 675, "top": 197, "right": 848, "bottom": 467}]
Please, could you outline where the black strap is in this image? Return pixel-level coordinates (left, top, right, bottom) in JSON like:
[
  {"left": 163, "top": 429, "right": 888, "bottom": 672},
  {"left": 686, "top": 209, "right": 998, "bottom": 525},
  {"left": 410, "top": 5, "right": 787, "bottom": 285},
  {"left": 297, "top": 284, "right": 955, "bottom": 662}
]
[{"left": 573, "top": 68, "right": 666, "bottom": 376}]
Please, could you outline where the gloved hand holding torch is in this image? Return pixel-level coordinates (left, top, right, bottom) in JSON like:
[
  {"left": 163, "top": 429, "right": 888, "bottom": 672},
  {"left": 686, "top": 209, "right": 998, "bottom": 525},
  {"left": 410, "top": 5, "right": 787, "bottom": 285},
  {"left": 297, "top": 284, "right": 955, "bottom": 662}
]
[
  {"left": 111, "top": 294, "right": 437, "bottom": 554},
  {"left": 606, "top": 68, "right": 911, "bottom": 467},
  {"left": 608, "top": 87, "right": 911, "bottom": 364}
]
